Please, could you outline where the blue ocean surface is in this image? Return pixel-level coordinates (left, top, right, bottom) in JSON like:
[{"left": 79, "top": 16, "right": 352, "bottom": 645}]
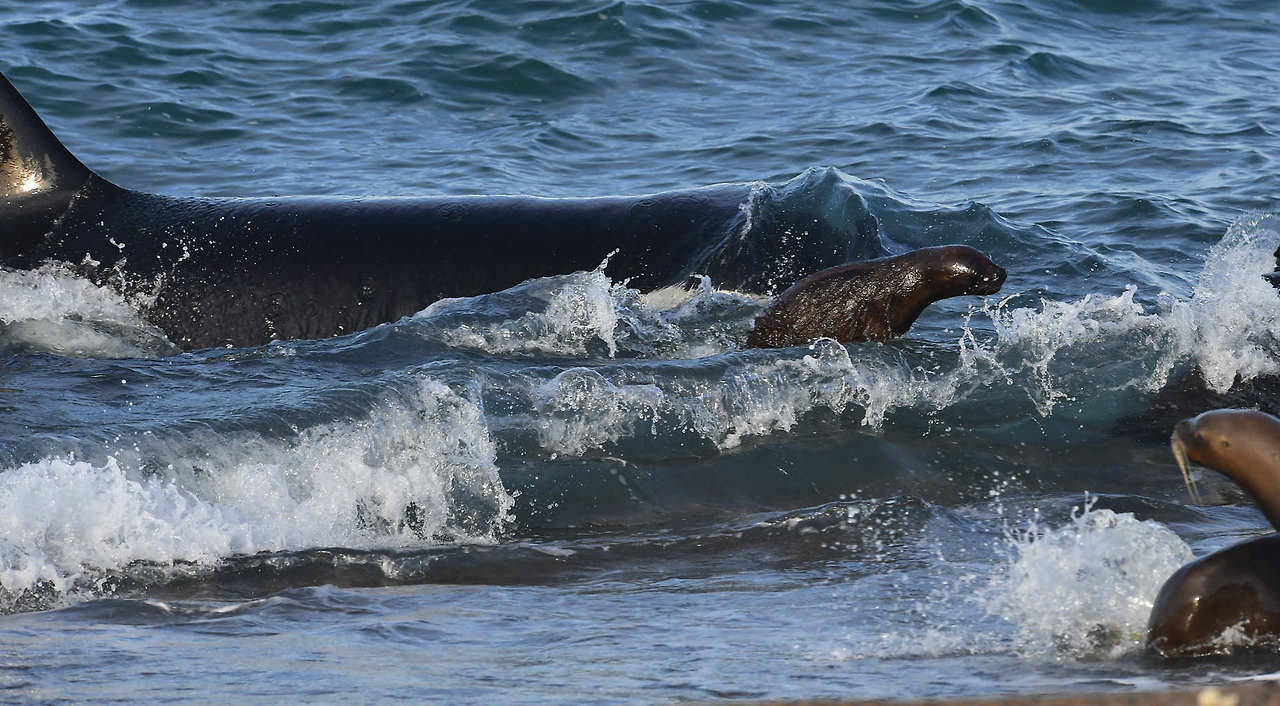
[{"left": 1, "top": 0, "right": 1279, "bottom": 702}]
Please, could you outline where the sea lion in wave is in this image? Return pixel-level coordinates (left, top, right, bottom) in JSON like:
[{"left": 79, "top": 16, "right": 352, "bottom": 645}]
[
  {"left": 744, "top": 245, "right": 1006, "bottom": 348},
  {"left": 1148, "top": 409, "right": 1280, "bottom": 656}
]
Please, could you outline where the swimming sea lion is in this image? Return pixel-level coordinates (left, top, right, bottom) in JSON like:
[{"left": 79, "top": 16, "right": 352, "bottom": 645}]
[
  {"left": 1148, "top": 409, "right": 1280, "bottom": 656},
  {"left": 743, "top": 245, "right": 1006, "bottom": 348}
]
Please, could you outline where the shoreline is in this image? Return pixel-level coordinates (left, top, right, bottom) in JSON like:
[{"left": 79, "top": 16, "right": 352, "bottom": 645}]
[{"left": 767, "top": 683, "right": 1280, "bottom": 705}]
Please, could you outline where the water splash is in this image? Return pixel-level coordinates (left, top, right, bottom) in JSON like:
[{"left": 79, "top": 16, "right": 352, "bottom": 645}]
[
  {"left": 1163, "top": 212, "right": 1280, "bottom": 391},
  {"left": 689, "top": 339, "right": 959, "bottom": 447},
  {"left": 0, "top": 378, "right": 513, "bottom": 611},
  {"left": 0, "top": 263, "right": 176, "bottom": 358},
  {"left": 388, "top": 213, "right": 1280, "bottom": 459},
  {"left": 985, "top": 496, "right": 1193, "bottom": 658},
  {"left": 521, "top": 339, "right": 965, "bottom": 456},
  {"left": 533, "top": 368, "right": 664, "bottom": 457},
  {"left": 960, "top": 213, "right": 1280, "bottom": 415},
  {"left": 961, "top": 286, "right": 1166, "bottom": 416},
  {"left": 417, "top": 266, "right": 624, "bottom": 358}
]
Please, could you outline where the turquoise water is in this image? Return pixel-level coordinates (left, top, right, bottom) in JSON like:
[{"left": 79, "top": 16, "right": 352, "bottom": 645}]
[{"left": 1, "top": 1, "right": 1279, "bottom": 702}]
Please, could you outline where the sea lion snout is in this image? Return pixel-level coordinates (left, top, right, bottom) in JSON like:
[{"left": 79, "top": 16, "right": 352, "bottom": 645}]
[
  {"left": 953, "top": 250, "right": 1005, "bottom": 296},
  {"left": 1172, "top": 409, "right": 1280, "bottom": 470},
  {"left": 971, "top": 262, "right": 1006, "bottom": 295}
]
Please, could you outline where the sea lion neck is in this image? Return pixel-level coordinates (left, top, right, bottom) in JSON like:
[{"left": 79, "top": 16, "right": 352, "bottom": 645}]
[
  {"left": 882, "top": 248, "right": 990, "bottom": 335},
  {"left": 1176, "top": 409, "right": 1280, "bottom": 530},
  {"left": 883, "top": 260, "right": 951, "bottom": 336}
]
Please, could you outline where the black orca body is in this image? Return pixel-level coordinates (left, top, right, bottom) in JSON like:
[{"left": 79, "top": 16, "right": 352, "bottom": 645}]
[{"left": 0, "top": 73, "right": 876, "bottom": 351}]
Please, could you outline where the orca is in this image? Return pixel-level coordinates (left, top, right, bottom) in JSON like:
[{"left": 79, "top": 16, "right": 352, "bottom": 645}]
[{"left": 0, "top": 72, "right": 883, "bottom": 351}]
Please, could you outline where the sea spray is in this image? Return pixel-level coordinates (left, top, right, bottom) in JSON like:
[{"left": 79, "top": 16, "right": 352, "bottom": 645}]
[
  {"left": 0, "top": 263, "right": 176, "bottom": 358},
  {"left": 0, "top": 378, "right": 513, "bottom": 612},
  {"left": 417, "top": 266, "right": 624, "bottom": 358},
  {"left": 960, "top": 286, "right": 1167, "bottom": 416},
  {"left": 416, "top": 266, "right": 761, "bottom": 360},
  {"left": 1161, "top": 212, "right": 1280, "bottom": 392},
  {"left": 984, "top": 495, "right": 1193, "bottom": 658},
  {"left": 533, "top": 367, "right": 665, "bottom": 457},
  {"left": 522, "top": 338, "right": 965, "bottom": 456}
]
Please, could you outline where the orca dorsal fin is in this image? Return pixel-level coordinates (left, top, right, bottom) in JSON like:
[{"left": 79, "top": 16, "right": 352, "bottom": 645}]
[{"left": 0, "top": 71, "right": 100, "bottom": 199}]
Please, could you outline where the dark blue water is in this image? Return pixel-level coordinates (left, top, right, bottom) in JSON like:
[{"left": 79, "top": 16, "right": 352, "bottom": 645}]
[{"left": 1, "top": 1, "right": 1279, "bottom": 702}]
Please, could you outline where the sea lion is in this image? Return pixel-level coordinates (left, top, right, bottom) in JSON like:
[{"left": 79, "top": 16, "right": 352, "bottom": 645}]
[
  {"left": 1265, "top": 245, "right": 1280, "bottom": 289},
  {"left": 0, "top": 71, "right": 877, "bottom": 351},
  {"left": 1147, "top": 409, "right": 1280, "bottom": 656},
  {"left": 744, "top": 245, "right": 1006, "bottom": 348}
]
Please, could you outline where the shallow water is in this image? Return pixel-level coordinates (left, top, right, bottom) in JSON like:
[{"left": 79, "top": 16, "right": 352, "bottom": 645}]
[{"left": 2, "top": 1, "right": 1280, "bottom": 702}]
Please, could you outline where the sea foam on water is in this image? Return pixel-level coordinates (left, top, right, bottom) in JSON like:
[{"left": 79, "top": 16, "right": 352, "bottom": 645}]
[
  {"left": 0, "top": 263, "right": 175, "bottom": 358},
  {"left": 985, "top": 497, "right": 1194, "bottom": 659},
  {"left": 13, "top": 214, "right": 1279, "bottom": 458},
  {"left": 3, "top": 210, "right": 1276, "bottom": 622},
  {"left": 960, "top": 213, "right": 1280, "bottom": 416},
  {"left": 0, "top": 378, "right": 512, "bottom": 610}
]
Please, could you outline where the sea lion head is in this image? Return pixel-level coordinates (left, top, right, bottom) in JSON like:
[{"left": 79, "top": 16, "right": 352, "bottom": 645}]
[
  {"left": 927, "top": 245, "right": 1007, "bottom": 296},
  {"left": 1147, "top": 408, "right": 1280, "bottom": 656},
  {"left": 1171, "top": 408, "right": 1280, "bottom": 528}
]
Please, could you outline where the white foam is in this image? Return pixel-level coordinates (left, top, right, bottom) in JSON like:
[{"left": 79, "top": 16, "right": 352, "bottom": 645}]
[
  {"left": 0, "top": 378, "right": 513, "bottom": 607},
  {"left": 960, "top": 213, "right": 1280, "bottom": 414},
  {"left": 1163, "top": 213, "right": 1280, "bottom": 391},
  {"left": 526, "top": 338, "right": 963, "bottom": 456},
  {"left": 414, "top": 264, "right": 977, "bottom": 452},
  {"left": 533, "top": 368, "right": 664, "bottom": 457},
  {"left": 416, "top": 267, "right": 763, "bottom": 360},
  {"left": 0, "top": 263, "right": 174, "bottom": 358},
  {"left": 819, "top": 497, "right": 1194, "bottom": 664},
  {"left": 961, "top": 286, "right": 1165, "bottom": 415},
  {"left": 414, "top": 214, "right": 1280, "bottom": 458},
  {"left": 690, "top": 339, "right": 958, "bottom": 447},
  {"left": 632, "top": 275, "right": 767, "bottom": 358},
  {"left": 985, "top": 497, "right": 1194, "bottom": 658},
  {"left": 418, "top": 267, "right": 623, "bottom": 357}
]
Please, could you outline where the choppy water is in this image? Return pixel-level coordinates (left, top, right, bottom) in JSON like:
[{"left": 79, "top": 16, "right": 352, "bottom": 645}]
[{"left": 2, "top": 1, "right": 1279, "bottom": 702}]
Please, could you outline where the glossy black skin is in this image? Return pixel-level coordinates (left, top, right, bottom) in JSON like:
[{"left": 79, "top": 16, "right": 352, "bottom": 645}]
[
  {"left": 1, "top": 72, "right": 880, "bottom": 351},
  {"left": 1148, "top": 409, "right": 1280, "bottom": 656},
  {"left": 16, "top": 176, "right": 753, "bottom": 350},
  {"left": 743, "top": 245, "right": 1006, "bottom": 348}
]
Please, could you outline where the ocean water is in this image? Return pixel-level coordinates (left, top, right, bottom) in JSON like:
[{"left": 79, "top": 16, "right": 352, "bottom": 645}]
[{"left": 1, "top": 0, "right": 1279, "bottom": 702}]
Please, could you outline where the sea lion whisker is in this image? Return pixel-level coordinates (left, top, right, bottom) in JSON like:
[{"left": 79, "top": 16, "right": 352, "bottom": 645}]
[{"left": 1170, "top": 434, "right": 1201, "bottom": 505}]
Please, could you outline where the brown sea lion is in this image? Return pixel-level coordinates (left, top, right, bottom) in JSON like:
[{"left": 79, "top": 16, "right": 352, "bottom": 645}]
[
  {"left": 1147, "top": 409, "right": 1280, "bottom": 656},
  {"left": 744, "top": 245, "right": 1006, "bottom": 348}
]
